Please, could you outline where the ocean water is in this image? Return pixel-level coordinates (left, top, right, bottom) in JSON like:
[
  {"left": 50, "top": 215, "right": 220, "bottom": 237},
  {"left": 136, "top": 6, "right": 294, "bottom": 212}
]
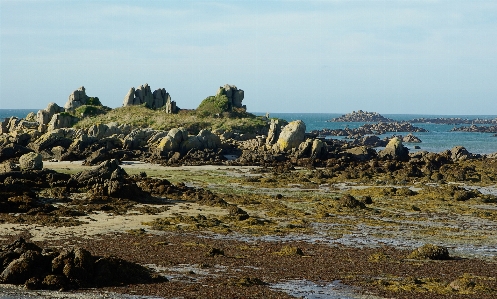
[{"left": 2, "top": 109, "right": 497, "bottom": 154}]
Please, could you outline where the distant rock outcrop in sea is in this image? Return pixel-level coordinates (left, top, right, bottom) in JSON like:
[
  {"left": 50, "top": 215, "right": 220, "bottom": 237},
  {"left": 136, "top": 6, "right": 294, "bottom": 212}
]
[{"left": 329, "top": 110, "right": 395, "bottom": 122}]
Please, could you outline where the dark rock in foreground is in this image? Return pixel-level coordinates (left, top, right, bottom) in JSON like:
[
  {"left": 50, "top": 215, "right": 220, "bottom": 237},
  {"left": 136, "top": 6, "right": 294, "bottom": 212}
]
[{"left": 0, "top": 237, "right": 165, "bottom": 290}]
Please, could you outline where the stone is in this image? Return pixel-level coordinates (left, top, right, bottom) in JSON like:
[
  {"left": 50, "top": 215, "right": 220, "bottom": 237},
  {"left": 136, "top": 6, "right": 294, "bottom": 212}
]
[
  {"left": 64, "top": 86, "right": 89, "bottom": 111},
  {"left": 217, "top": 84, "right": 245, "bottom": 110},
  {"left": 197, "top": 129, "right": 221, "bottom": 149},
  {"left": 37, "top": 103, "right": 64, "bottom": 127},
  {"left": 266, "top": 119, "right": 283, "bottom": 145},
  {"left": 378, "top": 137, "right": 409, "bottom": 161},
  {"left": 19, "top": 152, "right": 43, "bottom": 170},
  {"left": 402, "top": 133, "right": 422, "bottom": 143},
  {"left": 0, "top": 161, "right": 20, "bottom": 172},
  {"left": 276, "top": 120, "right": 306, "bottom": 152},
  {"left": 346, "top": 146, "right": 376, "bottom": 161},
  {"left": 408, "top": 244, "right": 450, "bottom": 260},
  {"left": 450, "top": 146, "right": 471, "bottom": 161},
  {"left": 122, "top": 87, "right": 135, "bottom": 107},
  {"left": 181, "top": 136, "right": 203, "bottom": 152},
  {"left": 48, "top": 113, "right": 78, "bottom": 131}
]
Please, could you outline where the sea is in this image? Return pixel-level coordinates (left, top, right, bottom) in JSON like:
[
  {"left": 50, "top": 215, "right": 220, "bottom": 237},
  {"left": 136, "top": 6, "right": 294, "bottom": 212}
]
[{"left": 2, "top": 109, "right": 497, "bottom": 155}]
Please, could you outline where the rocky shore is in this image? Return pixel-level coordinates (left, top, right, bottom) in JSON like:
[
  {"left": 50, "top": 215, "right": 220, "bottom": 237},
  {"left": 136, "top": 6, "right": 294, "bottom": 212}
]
[{"left": 1, "top": 86, "right": 497, "bottom": 298}]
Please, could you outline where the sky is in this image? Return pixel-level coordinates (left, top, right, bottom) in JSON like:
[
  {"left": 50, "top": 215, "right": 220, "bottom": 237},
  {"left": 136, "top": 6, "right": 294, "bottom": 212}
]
[{"left": 1, "top": 0, "right": 496, "bottom": 114}]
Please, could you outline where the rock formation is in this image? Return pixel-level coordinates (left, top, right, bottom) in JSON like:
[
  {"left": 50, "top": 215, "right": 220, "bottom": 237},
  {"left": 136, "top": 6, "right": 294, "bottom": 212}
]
[
  {"left": 36, "top": 103, "right": 64, "bottom": 131},
  {"left": 329, "top": 110, "right": 395, "bottom": 122},
  {"left": 123, "top": 84, "right": 177, "bottom": 112},
  {"left": 216, "top": 84, "right": 245, "bottom": 111},
  {"left": 276, "top": 120, "right": 306, "bottom": 152},
  {"left": 64, "top": 86, "right": 89, "bottom": 111},
  {"left": 402, "top": 133, "right": 422, "bottom": 143},
  {"left": 378, "top": 137, "right": 409, "bottom": 161},
  {"left": 18, "top": 152, "right": 43, "bottom": 170}
]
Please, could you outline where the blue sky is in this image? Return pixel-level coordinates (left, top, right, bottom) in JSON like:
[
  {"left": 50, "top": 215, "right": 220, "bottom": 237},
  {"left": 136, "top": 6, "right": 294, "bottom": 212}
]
[{"left": 1, "top": 0, "right": 496, "bottom": 114}]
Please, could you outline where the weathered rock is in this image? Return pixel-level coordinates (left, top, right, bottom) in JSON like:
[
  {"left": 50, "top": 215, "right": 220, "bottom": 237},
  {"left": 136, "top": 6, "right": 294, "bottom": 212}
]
[
  {"left": 122, "top": 87, "right": 135, "bottom": 107},
  {"left": 330, "top": 110, "right": 395, "bottom": 122},
  {"left": 28, "top": 129, "right": 73, "bottom": 152},
  {"left": 19, "top": 152, "right": 43, "bottom": 170},
  {"left": 338, "top": 194, "right": 365, "bottom": 209},
  {"left": 276, "top": 120, "right": 306, "bottom": 152},
  {"left": 123, "top": 128, "right": 156, "bottom": 150},
  {"left": 122, "top": 84, "right": 176, "bottom": 111},
  {"left": 47, "top": 113, "right": 78, "bottom": 131},
  {"left": 0, "top": 238, "right": 164, "bottom": 290},
  {"left": 450, "top": 146, "right": 472, "bottom": 161},
  {"left": 0, "top": 161, "right": 20, "bottom": 172},
  {"left": 266, "top": 119, "right": 284, "bottom": 145},
  {"left": 197, "top": 129, "right": 221, "bottom": 149},
  {"left": 346, "top": 146, "right": 376, "bottom": 161},
  {"left": 37, "top": 103, "right": 64, "bottom": 127},
  {"left": 0, "top": 250, "right": 48, "bottom": 284},
  {"left": 64, "top": 86, "right": 89, "bottom": 111},
  {"left": 402, "top": 133, "right": 422, "bottom": 143},
  {"left": 378, "top": 137, "right": 409, "bottom": 161},
  {"left": 408, "top": 244, "right": 450, "bottom": 260},
  {"left": 181, "top": 136, "right": 203, "bottom": 152},
  {"left": 0, "top": 144, "right": 32, "bottom": 163},
  {"left": 71, "top": 159, "right": 122, "bottom": 183},
  {"left": 217, "top": 84, "right": 245, "bottom": 110}
]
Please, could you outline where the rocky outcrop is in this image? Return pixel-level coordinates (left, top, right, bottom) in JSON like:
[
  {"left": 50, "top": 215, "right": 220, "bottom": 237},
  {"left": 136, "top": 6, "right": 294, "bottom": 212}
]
[
  {"left": 378, "top": 137, "right": 409, "bottom": 161},
  {"left": 37, "top": 102, "right": 64, "bottom": 129},
  {"left": 216, "top": 84, "right": 245, "bottom": 110},
  {"left": 296, "top": 138, "right": 327, "bottom": 159},
  {"left": 402, "top": 133, "right": 422, "bottom": 143},
  {"left": 47, "top": 113, "right": 78, "bottom": 131},
  {"left": 0, "top": 238, "right": 163, "bottom": 290},
  {"left": 312, "top": 122, "right": 427, "bottom": 139},
  {"left": 410, "top": 117, "right": 497, "bottom": 125},
  {"left": 0, "top": 161, "right": 20, "bottom": 172},
  {"left": 451, "top": 124, "right": 497, "bottom": 133},
  {"left": 450, "top": 146, "right": 473, "bottom": 161},
  {"left": 181, "top": 129, "right": 221, "bottom": 153},
  {"left": 28, "top": 129, "right": 76, "bottom": 153},
  {"left": 64, "top": 86, "right": 89, "bottom": 111},
  {"left": 266, "top": 119, "right": 286, "bottom": 145},
  {"left": 19, "top": 152, "right": 43, "bottom": 170},
  {"left": 123, "top": 84, "right": 177, "bottom": 112},
  {"left": 329, "top": 110, "right": 395, "bottom": 122},
  {"left": 345, "top": 146, "right": 377, "bottom": 161},
  {"left": 276, "top": 120, "right": 306, "bottom": 152},
  {"left": 156, "top": 127, "right": 189, "bottom": 155}
]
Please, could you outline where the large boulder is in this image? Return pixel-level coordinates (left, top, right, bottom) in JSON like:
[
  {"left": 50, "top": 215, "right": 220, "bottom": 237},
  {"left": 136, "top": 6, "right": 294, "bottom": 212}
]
[
  {"left": 266, "top": 119, "right": 284, "bottom": 145},
  {"left": 276, "top": 120, "right": 306, "bottom": 152},
  {"left": 28, "top": 129, "right": 74, "bottom": 152},
  {"left": 378, "top": 137, "right": 409, "bottom": 161},
  {"left": 450, "top": 146, "right": 472, "bottom": 161},
  {"left": 346, "top": 146, "right": 376, "bottom": 161},
  {"left": 64, "top": 86, "right": 89, "bottom": 111},
  {"left": 19, "top": 152, "right": 43, "bottom": 170},
  {"left": 0, "top": 144, "right": 32, "bottom": 163},
  {"left": 48, "top": 113, "right": 78, "bottom": 131},
  {"left": 403, "top": 133, "right": 422, "bottom": 143},
  {"left": 197, "top": 129, "right": 221, "bottom": 149},
  {"left": 37, "top": 103, "right": 64, "bottom": 127},
  {"left": 156, "top": 128, "right": 189, "bottom": 155},
  {"left": 122, "top": 87, "right": 135, "bottom": 107}
]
